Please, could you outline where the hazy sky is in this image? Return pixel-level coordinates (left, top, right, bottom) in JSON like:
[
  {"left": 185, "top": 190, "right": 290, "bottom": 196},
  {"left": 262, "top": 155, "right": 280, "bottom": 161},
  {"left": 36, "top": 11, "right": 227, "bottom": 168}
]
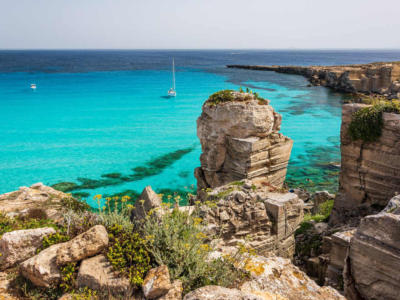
[{"left": 1, "top": 0, "right": 399, "bottom": 49}]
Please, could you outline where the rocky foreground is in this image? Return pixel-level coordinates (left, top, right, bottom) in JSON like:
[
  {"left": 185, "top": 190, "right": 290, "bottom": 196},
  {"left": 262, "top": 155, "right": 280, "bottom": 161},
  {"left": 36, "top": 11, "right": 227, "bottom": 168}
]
[{"left": 227, "top": 62, "right": 400, "bottom": 99}]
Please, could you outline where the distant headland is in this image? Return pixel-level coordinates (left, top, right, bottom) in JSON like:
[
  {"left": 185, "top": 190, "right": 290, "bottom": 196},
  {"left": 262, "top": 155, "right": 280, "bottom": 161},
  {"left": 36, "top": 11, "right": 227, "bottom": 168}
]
[{"left": 227, "top": 62, "right": 400, "bottom": 99}]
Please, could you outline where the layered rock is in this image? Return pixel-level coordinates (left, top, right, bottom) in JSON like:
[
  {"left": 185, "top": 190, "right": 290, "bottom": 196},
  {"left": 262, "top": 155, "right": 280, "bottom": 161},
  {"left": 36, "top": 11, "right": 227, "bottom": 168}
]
[
  {"left": 344, "top": 196, "right": 400, "bottom": 300},
  {"left": 77, "top": 255, "right": 131, "bottom": 295},
  {"left": 0, "top": 182, "right": 72, "bottom": 221},
  {"left": 0, "top": 227, "right": 56, "bottom": 270},
  {"left": 331, "top": 104, "right": 400, "bottom": 224},
  {"left": 195, "top": 91, "right": 293, "bottom": 191},
  {"left": 200, "top": 182, "right": 303, "bottom": 258},
  {"left": 228, "top": 62, "right": 400, "bottom": 98}
]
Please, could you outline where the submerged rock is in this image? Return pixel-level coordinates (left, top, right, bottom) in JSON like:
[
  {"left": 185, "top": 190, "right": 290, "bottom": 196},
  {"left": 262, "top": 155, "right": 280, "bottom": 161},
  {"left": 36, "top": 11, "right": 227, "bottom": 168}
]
[{"left": 0, "top": 227, "right": 56, "bottom": 270}]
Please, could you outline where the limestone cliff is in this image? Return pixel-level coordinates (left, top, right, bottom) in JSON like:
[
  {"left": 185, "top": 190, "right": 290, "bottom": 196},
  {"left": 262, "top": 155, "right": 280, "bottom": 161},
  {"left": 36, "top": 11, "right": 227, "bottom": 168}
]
[
  {"left": 228, "top": 62, "right": 400, "bottom": 99},
  {"left": 201, "top": 181, "right": 303, "bottom": 258},
  {"left": 343, "top": 195, "right": 400, "bottom": 300},
  {"left": 331, "top": 104, "right": 400, "bottom": 224},
  {"left": 195, "top": 91, "right": 293, "bottom": 192}
]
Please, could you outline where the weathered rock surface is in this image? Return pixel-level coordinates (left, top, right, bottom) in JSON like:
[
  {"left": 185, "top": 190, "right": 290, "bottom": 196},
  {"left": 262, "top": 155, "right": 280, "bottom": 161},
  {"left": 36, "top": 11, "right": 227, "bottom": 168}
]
[
  {"left": 0, "top": 182, "right": 71, "bottom": 221},
  {"left": 20, "top": 243, "right": 63, "bottom": 287},
  {"left": 56, "top": 225, "right": 108, "bottom": 265},
  {"left": 201, "top": 182, "right": 303, "bottom": 258},
  {"left": 183, "top": 285, "right": 264, "bottom": 300},
  {"left": 240, "top": 255, "right": 345, "bottom": 300},
  {"left": 228, "top": 62, "right": 400, "bottom": 98},
  {"left": 195, "top": 91, "right": 293, "bottom": 191},
  {"left": 325, "top": 229, "right": 355, "bottom": 289},
  {"left": 0, "top": 227, "right": 56, "bottom": 270},
  {"left": 142, "top": 265, "right": 172, "bottom": 299},
  {"left": 158, "top": 280, "right": 182, "bottom": 300},
  {"left": 311, "top": 191, "right": 334, "bottom": 214},
  {"left": 344, "top": 200, "right": 400, "bottom": 300},
  {"left": 331, "top": 104, "right": 400, "bottom": 224},
  {"left": 131, "top": 186, "right": 162, "bottom": 220},
  {"left": 77, "top": 254, "right": 131, "bottom": 295}
]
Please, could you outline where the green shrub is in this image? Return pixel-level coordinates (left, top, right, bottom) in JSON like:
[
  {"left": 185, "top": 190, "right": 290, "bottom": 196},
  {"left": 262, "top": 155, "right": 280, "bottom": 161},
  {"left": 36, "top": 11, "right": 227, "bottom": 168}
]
[
  {"left": 348, "top": 102, "right": 400, "bottom": 142},
  {"left": 206, "top": 90, "right": 234, "bottom": 105},
  {"left": 0, "top": 212, "right": 58, "bottom": 238},
  {"left": 60, "top": 262, "right": 77, "bottom": 293},
  {"left": 141, "top": 207, "right": 248, "bottom": 293},
  {"left": 106, "top": 224, "right": 151, "bottom": 287},
  {"left": 38, "top": 232, "right": 70, "bottom": 253}
]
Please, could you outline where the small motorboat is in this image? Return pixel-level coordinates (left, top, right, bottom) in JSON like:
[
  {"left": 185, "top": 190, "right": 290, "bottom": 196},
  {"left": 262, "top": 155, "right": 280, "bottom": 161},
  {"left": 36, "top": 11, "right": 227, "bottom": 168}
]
[{"left": 30, "top": 83, "right": 37, "bottom": 90}]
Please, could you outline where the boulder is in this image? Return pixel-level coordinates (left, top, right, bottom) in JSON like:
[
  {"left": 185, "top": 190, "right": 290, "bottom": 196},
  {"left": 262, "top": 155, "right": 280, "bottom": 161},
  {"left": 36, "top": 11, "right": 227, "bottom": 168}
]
[
  {"left": 131, "top": 186, "right": 162, "bottom": 220},
  {"left": 142, "top": 265, "right": 171, "bottom": 299},
  {"left": 311, "top": 191, "right": 334, "bottom": 214},
  {"left": 158, "top": 280, "right": 183, "bottom": 300},
  {"left": 20, "top": 243, "right": 63, "bottom": 287},
  {"left": 56, "top": 225, "right": 108, "bottom": 265},
  {"left": 239, "top": 255, "right": 345, "bottom": 300},
  {"left": 0, "top": 227, "right": 56, "bottom": 270},
  {"left": 0, "top": 183, "right": 71, "bottom": 221},
  {"left": 183, "top": 285, "right": 264, "bottom": 300},
  {"left": 77, "top": 255, "right": 131, "bottom": 295}
]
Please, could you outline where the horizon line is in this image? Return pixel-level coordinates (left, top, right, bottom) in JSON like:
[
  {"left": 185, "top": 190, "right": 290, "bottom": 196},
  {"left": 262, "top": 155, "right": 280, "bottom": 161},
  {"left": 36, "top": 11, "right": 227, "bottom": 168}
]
[{"left": 1, "top": 48, "right": 400, "bottom": 51}]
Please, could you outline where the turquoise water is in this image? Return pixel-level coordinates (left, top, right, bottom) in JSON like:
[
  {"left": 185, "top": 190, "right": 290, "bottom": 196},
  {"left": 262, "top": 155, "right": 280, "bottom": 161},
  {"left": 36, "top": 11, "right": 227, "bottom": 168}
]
[
  {"left": 3, "top": 50, "right": 399, "bottom": 206},
  {"left": 0, "top": 69, "right": 341, "bottom": 206}
]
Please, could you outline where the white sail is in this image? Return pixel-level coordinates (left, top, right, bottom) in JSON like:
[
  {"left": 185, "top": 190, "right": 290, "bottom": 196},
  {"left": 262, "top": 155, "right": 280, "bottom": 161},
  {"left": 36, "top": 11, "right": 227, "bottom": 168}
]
[{"left": 168, "top": 58, "right": 176, "bottom": 97}]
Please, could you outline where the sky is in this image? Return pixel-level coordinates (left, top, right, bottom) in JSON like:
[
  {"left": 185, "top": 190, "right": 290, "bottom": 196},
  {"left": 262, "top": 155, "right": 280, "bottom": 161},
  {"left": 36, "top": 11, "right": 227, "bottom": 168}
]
[{"left": 0, "top": 0, "right": 399, "bottom": 49}]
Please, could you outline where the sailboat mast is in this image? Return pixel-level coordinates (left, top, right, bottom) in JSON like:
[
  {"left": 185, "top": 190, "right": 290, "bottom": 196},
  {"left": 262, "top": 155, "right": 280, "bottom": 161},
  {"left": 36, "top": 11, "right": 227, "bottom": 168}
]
[{"left": 172, "top": 58, "right": 175, "bottom": 90}]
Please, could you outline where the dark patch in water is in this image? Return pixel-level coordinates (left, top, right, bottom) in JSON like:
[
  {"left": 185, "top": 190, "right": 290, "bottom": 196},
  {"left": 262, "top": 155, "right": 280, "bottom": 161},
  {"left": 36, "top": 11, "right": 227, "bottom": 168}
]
[{"left": 51, "top": 146, "right": 195, "bottom": 192}]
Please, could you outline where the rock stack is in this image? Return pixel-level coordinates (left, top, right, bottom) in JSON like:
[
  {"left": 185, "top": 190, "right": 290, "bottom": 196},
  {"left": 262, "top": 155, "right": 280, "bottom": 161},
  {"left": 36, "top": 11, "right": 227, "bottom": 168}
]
[{"left": 195, "top": 91, "right": 293, "bottom": 192}]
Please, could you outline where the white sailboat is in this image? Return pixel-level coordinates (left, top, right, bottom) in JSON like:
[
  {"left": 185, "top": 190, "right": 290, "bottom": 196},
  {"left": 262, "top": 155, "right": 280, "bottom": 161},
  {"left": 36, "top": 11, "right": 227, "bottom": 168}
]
[
  {"left": 30, "top": 83, "right": 37, "bottom": 90},
  {"left": 167, "top": 58, "right": 176, "bottom": 97}
]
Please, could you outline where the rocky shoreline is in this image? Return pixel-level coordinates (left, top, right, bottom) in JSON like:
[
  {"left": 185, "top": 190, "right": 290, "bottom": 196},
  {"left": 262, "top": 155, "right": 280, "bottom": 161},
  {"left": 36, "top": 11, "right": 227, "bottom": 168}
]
[{"left": 227, "top": 62, "right": 400, "bottom": 99}]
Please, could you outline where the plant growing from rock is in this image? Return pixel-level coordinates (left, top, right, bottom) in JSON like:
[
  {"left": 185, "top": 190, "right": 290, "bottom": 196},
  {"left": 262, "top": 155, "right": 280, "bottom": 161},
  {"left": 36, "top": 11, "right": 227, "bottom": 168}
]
[
  {"left": 106, "top": 223, "right": 151, "bottom": 287},
  {"left": 140, "top": 202, "right": 248, "bottom": 294}
]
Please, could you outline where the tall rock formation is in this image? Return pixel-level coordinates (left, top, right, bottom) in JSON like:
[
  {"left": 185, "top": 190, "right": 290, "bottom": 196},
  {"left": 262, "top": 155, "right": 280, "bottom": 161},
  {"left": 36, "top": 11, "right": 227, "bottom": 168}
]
[
  {"left": 228, "top": 62, "right": 400, "bottom": 99},
  {"left": 330, "top": 103, "right": 400, "bottom": 224},
  {"left": 195, "top": 91, "right": 293, "bottom": 192}
]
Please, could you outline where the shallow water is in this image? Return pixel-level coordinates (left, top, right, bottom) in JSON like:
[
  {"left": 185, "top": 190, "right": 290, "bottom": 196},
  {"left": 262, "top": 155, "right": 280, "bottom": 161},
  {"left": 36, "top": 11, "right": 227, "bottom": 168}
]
[{"left": 1, "top": 50, "right": 399, "bottom": 206}]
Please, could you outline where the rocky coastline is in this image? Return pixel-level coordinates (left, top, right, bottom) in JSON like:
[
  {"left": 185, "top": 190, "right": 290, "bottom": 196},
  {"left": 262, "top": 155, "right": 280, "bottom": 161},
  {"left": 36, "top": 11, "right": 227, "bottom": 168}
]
[{"left": 227, "top": 62, "right": 400, "bottom": 99}]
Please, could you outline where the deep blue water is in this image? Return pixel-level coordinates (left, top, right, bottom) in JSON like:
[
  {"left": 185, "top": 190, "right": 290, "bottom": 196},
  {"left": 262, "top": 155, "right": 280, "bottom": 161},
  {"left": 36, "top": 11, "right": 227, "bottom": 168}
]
[{"left": 1, "top": 50, "right": 400, "bottom": 206}]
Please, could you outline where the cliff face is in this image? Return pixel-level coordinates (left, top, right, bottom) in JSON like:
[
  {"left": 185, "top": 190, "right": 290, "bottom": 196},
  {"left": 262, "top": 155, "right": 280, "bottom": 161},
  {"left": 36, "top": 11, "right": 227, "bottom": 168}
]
[
  {"left": 330, "top": 104, "right": 400, "bottom": 224},
  {"left": 202, "top": 182, "right": 303, "bottom": 258},
  {"left": 343, "top": 195, "right": 400, "bottom": 300},
  {"left": 228, "top": 62, "right": 400, "bottom": 99},
  {"left": 195, "top": 91, "right": 293, "bottom": 192}
]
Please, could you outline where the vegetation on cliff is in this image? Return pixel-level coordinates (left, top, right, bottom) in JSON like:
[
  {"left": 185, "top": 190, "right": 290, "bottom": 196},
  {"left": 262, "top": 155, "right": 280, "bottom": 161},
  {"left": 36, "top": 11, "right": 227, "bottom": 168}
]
[{"left": 348, "top": 98, "right": 400, "bottom": 142}]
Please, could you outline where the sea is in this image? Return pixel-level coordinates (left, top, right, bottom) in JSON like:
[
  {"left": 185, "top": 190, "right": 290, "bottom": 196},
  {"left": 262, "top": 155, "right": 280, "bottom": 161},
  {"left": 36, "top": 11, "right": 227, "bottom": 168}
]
[{"left": 1, "top": 50, "right": 400, "bottom": 206}]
